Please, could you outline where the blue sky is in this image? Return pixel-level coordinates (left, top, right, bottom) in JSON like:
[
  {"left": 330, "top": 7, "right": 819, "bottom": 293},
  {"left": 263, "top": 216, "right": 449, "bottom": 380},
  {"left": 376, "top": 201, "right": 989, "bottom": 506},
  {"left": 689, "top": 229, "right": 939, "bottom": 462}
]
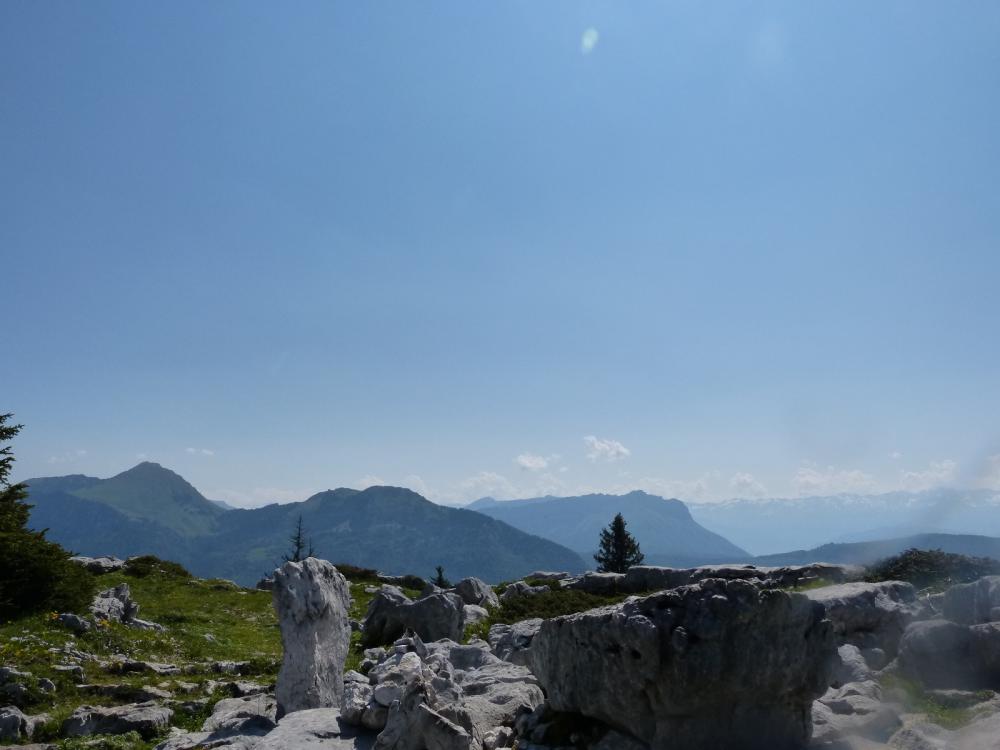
[{"left": 4, "top": 2, "right": 1000, "bottom": 506}]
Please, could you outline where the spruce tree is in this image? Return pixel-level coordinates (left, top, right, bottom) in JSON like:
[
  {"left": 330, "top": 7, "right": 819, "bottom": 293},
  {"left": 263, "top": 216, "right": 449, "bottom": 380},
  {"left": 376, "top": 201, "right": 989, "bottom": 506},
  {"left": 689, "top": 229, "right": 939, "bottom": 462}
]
[
  {"left": 0, "top": 413, "right": 94, "bottom": 619},
  {"left": 283, "top": 514, "right": 315, "bottom": 563},
  {"left": 594, "top": 512, "right": 645, "bottom": 573}
]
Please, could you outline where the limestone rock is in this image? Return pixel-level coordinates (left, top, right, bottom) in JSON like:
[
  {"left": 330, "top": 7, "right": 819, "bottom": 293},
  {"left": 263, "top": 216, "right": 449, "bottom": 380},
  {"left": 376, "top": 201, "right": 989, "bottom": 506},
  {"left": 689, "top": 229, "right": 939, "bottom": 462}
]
[
  {"left": 57, "top": 613, "right": 91, "bottom": 634},
  {"left": 0, "top": 706, "right": 48, "bottom": 743},
  {"left": 498, "top": 581, "right": 548, "bottom": 603},
  {"left": 454, "top": 578, "right": 500, "bottom": 609},
  {"left": 254, "top": 708, "right": 377, "bottom": 749},
  {"left": 527, "top": 578, "right": 834, "bottom": 750},
  {"left": 69, "top": 555, "right": 126, "bottom": 574},
  {"left": 62, "top": 702, "right": 173, "bottom": 739},
  {"left": 897, "top": 619, "right": 1000, "bottom": 690},
  {"left": 272, "top": 558, "right": 352, "bottom": 716},
  {"left": 488, "top": 619, "right": 542, "bottom": 667},
  {"left": 463, "top": 605, "right": 489, "bottom": 627},
  {"left": 525, "top": 571, "right": 569, "bottom": 582},
  {"left": 360, "top": 587, "right": 465, "bottom": 647},
  {"left": 563, "top": 572, "right": 623, "bottom": 595},
  {"left": 811, "top": 680, "right": 901, "bottom": 746},
  {"left": 806, "top": 581, "right": 920, "bottom": 658},
  {"left": 90, "top": 583, "right": 140, "bottom": 623},
  {"left": 203, "top": 694, "right": 277, "bottom": 735},
  {"left": 942, "top": 576, "right": 1000, "bottom": 626}
]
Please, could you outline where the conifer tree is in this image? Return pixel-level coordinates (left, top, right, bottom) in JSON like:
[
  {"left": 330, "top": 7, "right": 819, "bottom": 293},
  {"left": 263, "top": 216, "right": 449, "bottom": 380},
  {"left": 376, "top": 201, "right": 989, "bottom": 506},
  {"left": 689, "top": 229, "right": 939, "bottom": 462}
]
[
  {"left": 283, "top": 514, "right": 315, "bottom": 563},
  {"left": 594, "top": 512, "right": 645, "bottom": 573},
  {"left": 0, "top": 413, "right": 94, "bottom": 618}
]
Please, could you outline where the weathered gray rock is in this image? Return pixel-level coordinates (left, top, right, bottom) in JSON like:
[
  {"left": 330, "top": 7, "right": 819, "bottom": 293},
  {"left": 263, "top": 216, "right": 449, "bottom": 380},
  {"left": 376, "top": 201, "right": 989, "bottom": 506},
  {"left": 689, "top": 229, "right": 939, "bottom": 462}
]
[
  {"left": 620, "top": 563, "right": 864, "bottom": 596},
  {"left": 897, "top": 619, "right": 1000, "bottom": 690},
  {"left": 254, "top": 708, "right": 376, "bottom": 749},
  {"left": 942, "top": 576, "right": 1000, "bottom": 626},
  {"left": 528, "top": 578, "right": 834, "bottom": 750},
  {"left": 343, "top": 635, "right": 543, "bottom": 748},
  {"left": 463, "top": 605, "right": 489, "bottom": 627},
  {"left": 360, "top": 587, "right": 465, "bottom": 646},
  {"left": 498, "top": 581, "right": 548, "bottom": 603},
  {"left": 806, "top": 581, "right": 920, "bottom": 657},
  {"left": 525, "top": 571, "right": 569, "bottom": 582},
  {"left": 90, "top": 582, "right": 140, "bottom": 623},
  {"left": 69, "top": 555, "right": 126, "bottom": 574},
  {"left": 454, "top": 578, "right": 499, "bottom": 609},
  {"left": 0, "top": 706, "right": 48, "bottom": 742},
  {"left": 811, "top": 680, "right": 901, "bottom": 747},
  {"left": 830, "top": 644, "right": 874, "bottom": 688},
  {"left": 272, "top": 558, "right": 352, "bottom": 716},
  {"left": 62, "top": 702, "right": 173, "bottom": 739},
  {"left": 488, "top": 619, "right": 542, "bottom": 667},
  {"left": 57, "top": 613, "right": 91, "bottom": 634},
  {"left": 564, "top": 572, "right": 623, "bottom": 595},
  {"left": 203, "top": 694, "right": 277, "bottom": 735},
  {"left": 77, "top": 683, "right": 172, "bottom": 702}
]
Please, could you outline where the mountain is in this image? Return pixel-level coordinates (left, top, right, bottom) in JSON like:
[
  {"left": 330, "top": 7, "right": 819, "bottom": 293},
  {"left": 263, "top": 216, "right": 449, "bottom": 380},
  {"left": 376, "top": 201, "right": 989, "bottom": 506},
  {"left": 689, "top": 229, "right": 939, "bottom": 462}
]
[
  {"left": 468, "top": 490, "right": 749, "bottom": 567},
  {"left": 687, "top": 489, "right": 1000, "bottom": 556},
  {"left": 24, "top": 464, "right": 586, "bottom": 585},
  {"left": 752, "top": 533, "right": 1000, "bottom": 567}
]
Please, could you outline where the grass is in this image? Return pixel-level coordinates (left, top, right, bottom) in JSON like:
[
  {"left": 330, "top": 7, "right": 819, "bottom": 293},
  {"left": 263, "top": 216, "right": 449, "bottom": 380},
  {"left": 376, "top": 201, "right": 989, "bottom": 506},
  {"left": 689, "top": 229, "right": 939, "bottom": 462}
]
[{"left": 881, "top": 674, "right": 994, "bottom": 729}]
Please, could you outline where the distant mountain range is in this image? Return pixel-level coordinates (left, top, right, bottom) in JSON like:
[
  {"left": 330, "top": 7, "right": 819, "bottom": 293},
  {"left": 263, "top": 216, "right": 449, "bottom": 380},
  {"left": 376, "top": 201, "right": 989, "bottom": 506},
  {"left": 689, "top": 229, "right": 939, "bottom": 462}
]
[
  {"left": 469, "top": 491, "right": 749, "bottom": 567},
  {"left": 753, "top": 533, "right": 1000, "bottom": 567},
  {"left": 25, "top": 463, "right": 585, "bottom": 586},
  {"left": 688, "top": 489, "right": 1000, "bottom": 555}
]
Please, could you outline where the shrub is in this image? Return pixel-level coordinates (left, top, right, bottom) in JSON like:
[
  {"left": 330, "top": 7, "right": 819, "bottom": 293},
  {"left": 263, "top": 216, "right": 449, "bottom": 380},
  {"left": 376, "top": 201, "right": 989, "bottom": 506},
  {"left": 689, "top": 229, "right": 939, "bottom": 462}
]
[
  {"left": 0, "top": 413, "right": 96, "bottom": 620},
  {"left": 123, "top": 555, "right": 192, "bottom": 579},
  {"left": 865, "top": 548, "right": 1000, "bottom": 592}
]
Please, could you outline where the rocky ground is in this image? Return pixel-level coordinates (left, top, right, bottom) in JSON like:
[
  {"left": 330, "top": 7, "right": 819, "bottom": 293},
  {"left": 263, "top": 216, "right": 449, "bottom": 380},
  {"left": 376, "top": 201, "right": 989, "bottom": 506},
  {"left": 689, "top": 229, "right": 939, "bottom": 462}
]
[{"left": 4, "top": 556, "right": 1000, "bottom": 749}]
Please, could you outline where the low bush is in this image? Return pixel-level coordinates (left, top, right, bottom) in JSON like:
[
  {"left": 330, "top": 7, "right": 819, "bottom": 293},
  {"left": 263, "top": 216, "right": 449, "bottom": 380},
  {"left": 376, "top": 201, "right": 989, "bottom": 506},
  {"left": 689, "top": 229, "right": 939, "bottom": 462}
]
[
  {"left": 123, "top": 555, "right": 192, "bottom": 579},
  {"left": 865, "top": 548, "right": 1000, "bottom": 592}
]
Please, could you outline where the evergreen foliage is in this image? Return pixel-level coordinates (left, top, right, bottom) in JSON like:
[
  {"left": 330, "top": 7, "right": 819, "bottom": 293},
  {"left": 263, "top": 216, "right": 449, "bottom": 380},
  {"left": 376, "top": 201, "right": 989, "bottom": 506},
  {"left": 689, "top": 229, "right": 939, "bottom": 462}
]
[
  {"left": 432, "top": 565, "right": 451, "bottom": 588},
  {"left": 0, "top": 413, "right": 94, "bottom": 619},
  {"left": 594, "top": 512, "right": 645, "bottom": 573},
  {"left": 865, "top": 547, "right": 1000, "bottom": 591},
  {"left": 282, "top": 514, "right": 315, "bottom": 563}
]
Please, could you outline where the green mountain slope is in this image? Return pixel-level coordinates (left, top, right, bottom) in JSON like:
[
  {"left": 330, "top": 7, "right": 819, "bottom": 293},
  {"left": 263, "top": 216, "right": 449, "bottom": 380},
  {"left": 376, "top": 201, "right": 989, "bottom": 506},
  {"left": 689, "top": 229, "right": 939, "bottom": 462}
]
[
  {"left": 71, "top": 462, "right": 224, "bottom": 536},
  {"left": 25, "top": 466, "right": 586, "bottom": 585}
]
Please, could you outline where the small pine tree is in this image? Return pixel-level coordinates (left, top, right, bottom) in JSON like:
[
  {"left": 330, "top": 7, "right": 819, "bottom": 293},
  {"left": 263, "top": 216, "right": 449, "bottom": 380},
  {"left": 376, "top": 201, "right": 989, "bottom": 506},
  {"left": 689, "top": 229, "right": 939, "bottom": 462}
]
[
  {"left": 0, "top": 413, "right": 95, "bottom": 619},
  {"left": 432, "top": 565, "right": 450, "bottom": 588},
  {"left": 283, "top": 514, "right": 316, "bottom": 563},
  {"left": 594, "top": 512, "right": 645, "bottom": 574}
]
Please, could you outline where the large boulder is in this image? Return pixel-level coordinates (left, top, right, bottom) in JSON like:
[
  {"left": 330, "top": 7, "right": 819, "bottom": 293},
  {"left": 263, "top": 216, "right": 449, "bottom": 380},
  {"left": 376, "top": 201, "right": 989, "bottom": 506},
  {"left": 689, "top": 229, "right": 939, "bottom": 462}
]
[
  {"left": 254, "top": 708, "right": 377, "bottom": 749},
  {"left": 453, "top": 578, "right": 499, "bottom": 609},
  {"left": 897, "top": 619, "right": 1000, "bottom": 690},
  {"left": 62, "top": 702, "right": 173, "bottom": 739},
  {"left": 806, "top": 582, "right": 920, "bottom": 657},
  {"left": 564, "top": 572, "right": 624, "bottom": 595},
  {"left": 498, "top": 581, "right": 549, "bottom": 603},
  {"left": 487, "top": 619, "right": 542, "bottom": 667},
  {"left": 342, "top": 634, "right": 543, "bottom": 748},
  {"left": 942, "top": 576, "right": 1000, "bottom": 625},
  {"left": 528, "top": 578, "right": 834, "bottom": 750},
  {"left": 360, "top": 588, "right": 465, "bottom": 647},
  {"left": 619, "top": 564, "right": 864, "bottom": 596},
  {"left": 272, "top": 558, "right": 352, "bottom": 716}
]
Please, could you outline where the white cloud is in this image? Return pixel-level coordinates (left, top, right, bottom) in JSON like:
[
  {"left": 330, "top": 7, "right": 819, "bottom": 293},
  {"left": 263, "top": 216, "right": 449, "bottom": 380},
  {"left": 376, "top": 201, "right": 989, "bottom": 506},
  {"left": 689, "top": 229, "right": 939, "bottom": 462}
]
[
  {"left": 580, "top": 27, "right": 599, "bottom": 55},
  {"left": 890, "top": 451, "right": 902, "bottom": 460},
  {"left": 135, "top": 453, "right": 148, "bottom": 460},
  {"left": 459, "top": 471, "right": 517, "bottom": 500},
  {"left": 357, "top": 474, "right": 386, "bottom": 489},
  {"left": 900, "top": 459, "right": 957, "bottom": 492},
  {"left": 584, "top": 435, "right": 630, "bottom": 462},
  {"left": 185, "top": 447, "right": 215, "bottom": 456},
  {"left": 793, "top": 465, "right": 876, "bottom": 495},
  {"left": 729, "top": 472, "right": 768, "bottom": 497},
  {"left": 515, "top": 453, "right": 558, "bottom": 472}
]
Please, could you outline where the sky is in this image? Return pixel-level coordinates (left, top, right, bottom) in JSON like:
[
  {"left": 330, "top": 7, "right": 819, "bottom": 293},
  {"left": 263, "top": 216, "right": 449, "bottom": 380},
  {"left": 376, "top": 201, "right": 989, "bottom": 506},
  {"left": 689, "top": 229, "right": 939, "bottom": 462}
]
[{"left": 3, "top": 2, "right": 1000, "bottom": 507}]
